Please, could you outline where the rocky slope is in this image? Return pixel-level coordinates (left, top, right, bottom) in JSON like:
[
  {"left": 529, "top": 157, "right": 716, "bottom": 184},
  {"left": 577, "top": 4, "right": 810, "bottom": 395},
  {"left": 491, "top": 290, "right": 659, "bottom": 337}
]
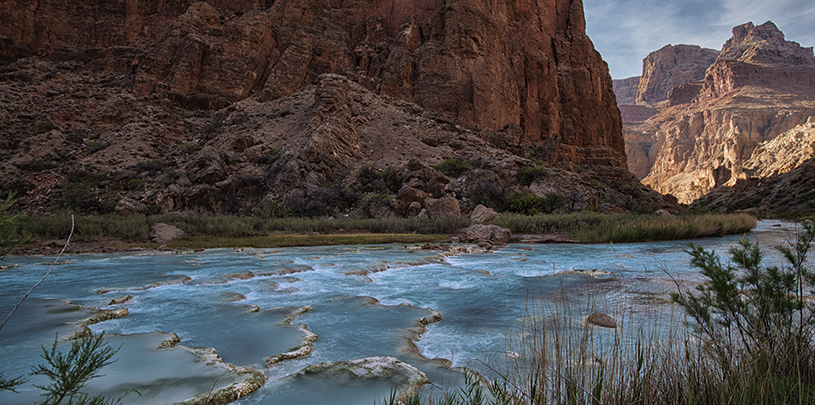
[
  {"left": 0, "top": 0, "right": 673, "bottom": 218},
  {"left": 618, "top": 22, "right": 815, "bottom": 205}
]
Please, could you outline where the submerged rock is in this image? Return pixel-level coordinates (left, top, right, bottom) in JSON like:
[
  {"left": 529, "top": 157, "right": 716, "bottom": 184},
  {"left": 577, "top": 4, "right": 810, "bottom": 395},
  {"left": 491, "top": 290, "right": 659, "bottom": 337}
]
[{"left": 297, "top": 356, "right": 429, "bottom": 389}]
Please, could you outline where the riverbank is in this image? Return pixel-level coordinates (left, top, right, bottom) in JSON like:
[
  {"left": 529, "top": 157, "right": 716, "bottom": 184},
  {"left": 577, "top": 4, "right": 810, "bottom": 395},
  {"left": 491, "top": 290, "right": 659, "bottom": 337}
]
[{"left": 8, "top": 212, "right": 758, "bottom": 255}]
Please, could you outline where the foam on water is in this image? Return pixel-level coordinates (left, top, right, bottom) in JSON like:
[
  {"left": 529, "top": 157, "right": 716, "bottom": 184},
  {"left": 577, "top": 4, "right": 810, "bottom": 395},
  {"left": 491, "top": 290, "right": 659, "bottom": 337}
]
[{"left": 0, "top": 223, "right": 799, "bottom": 404}]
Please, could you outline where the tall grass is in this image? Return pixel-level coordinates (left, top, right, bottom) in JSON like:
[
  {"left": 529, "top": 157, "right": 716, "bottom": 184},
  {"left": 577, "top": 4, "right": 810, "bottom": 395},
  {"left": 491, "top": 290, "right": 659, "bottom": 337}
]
[
  {"left": 384, "top": 223, "right": 815, "bottom": 405},
  {"left": 497, "top": 212, "right": 757, "bottom": 243},
  {"left": 17, "top": 212, "right": 471, "bottom": 242}
]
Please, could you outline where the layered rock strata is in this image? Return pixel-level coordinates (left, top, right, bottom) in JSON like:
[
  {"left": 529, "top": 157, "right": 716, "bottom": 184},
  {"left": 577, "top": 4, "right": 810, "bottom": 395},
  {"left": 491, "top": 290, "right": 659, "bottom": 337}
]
[
  {"left": 1, "top": 0, "right": 626, "bottom": 168},
  {"left": 0, "top": 0, "right": 681, "bottom": 217},
  {"left": 618, "top": 22, "right": 815, "bottom": 204}
]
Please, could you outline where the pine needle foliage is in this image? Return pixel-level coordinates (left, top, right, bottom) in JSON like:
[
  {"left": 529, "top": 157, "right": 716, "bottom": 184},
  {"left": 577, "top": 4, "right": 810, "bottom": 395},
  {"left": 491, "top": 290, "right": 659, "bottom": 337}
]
[{"left": 30, "top": 333, "right": 124, "bottom": 405}]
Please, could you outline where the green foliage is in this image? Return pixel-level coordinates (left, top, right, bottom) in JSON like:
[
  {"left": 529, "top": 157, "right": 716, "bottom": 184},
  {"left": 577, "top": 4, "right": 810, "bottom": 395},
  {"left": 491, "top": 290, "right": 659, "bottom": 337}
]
[
  {"left": 127, "top": 179, "right": 144, "bottom": 191},
  {"left": 357, "top": 164, "right": 398, "bottom": 185},
  {"left": 672, "top": 223, "right": 815, "bottom": 386},
  {"left": 157, "top": 168, "right": 182, "bottom": 186},
  {"left": 84, "top": 141, "right": 107, "bottom": 154},
  {"left": 0, "top": 192, "right": 26, "bottom": 259},
  {"left": 16, "top": 159, "right": 60, "bottom": 172},
  {"left": 361, "top": 193, "right": 394, "bottom": 217},
  {"left": 178, "top": 142, "right": 200, "bottom": 155},
  {"left": 517, "top": 166, "right": 548, "bottom": 186},
  {"left": 251, "top": 199, "right": 298, "bottom": 219},
  {"left": 432, "top": 158, "right": 470, "bottom": 177},
  {"left": 496, "top": 212, "right": 757, "bottom": 243},
  {"left": 0, "top": 373, "right": 26, "bottom": 392},
  {"left": 31, "top": 333, "right": 126, "bottom": 405},
  {"left": 131, "top": 159, "right": 166, "bottom": 175},
  {"left": 504, "top": 191, "right": 564, "bottom": 215},
  {"left": 63, "top": 172, "right": 116, "bottom": 214}
]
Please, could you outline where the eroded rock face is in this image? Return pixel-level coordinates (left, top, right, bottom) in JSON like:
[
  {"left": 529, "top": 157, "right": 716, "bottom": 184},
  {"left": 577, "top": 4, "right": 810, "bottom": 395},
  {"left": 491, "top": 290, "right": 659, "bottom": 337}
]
[
  {"left": 1, "top": 0, "right": 626, "bottom": 169},
  {"left": 621, "top": 22, "right": 815, "bottom": 203},
  {"left": 635, "top": 45, "right": 719, "bottom": 105}
]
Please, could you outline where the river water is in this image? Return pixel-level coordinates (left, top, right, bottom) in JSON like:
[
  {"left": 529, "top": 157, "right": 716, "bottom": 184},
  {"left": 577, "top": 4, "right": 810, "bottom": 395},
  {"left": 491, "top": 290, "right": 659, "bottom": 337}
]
[{"left": 0, "top": 220, "right": 799, "bottom": 404}]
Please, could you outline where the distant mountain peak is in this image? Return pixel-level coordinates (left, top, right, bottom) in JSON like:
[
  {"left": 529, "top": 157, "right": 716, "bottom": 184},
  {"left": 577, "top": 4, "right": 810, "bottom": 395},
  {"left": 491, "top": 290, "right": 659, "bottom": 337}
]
[{"left": 720, "top": 20, "right": 815, "bottom": 65}]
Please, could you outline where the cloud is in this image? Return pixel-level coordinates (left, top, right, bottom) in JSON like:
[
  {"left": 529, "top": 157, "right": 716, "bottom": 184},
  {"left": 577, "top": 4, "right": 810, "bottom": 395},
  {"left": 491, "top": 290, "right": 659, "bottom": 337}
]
[{"left": 583, "top": 0, "right": 815, "bottom": 79}]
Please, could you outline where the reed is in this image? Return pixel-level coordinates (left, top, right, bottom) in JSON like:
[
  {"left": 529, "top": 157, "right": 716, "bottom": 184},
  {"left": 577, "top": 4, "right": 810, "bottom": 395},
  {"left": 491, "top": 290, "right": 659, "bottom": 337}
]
[
  {"left": 384, "top": 223, "right": 815, "bottom": 405},
  {"left": 497, "top": 212, "right": 757, "bottom": 243},
  {"left": 16, "top": 212, "right": 470, "bottom": 243}
]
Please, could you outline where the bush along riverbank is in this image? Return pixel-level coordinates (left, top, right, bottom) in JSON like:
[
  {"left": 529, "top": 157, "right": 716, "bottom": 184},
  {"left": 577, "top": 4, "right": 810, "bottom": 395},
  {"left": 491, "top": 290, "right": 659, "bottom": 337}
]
[
  {"left": 8, "top": 211, "right": 758, "bottom": 252},
  {"left": 382, "top": 223, "right": 815, "bottom": 405}
]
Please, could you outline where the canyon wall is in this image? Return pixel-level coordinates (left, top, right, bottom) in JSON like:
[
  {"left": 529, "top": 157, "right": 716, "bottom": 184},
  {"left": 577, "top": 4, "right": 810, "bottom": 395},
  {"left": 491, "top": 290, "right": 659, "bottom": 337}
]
[
  {"left": 0, "top": 0, "right": 626, "bottom": 169},
  {"left": 619, "top": 22, "right": 815, "bottom": 204}
]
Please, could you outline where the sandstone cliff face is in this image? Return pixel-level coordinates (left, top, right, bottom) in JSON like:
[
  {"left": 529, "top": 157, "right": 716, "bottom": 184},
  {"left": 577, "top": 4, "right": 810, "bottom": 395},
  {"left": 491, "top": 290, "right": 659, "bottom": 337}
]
[
  {"left": 635, "top": 45, "right": 719, "bottom": 105},
  {"left": 1, "top": 0, "right": 626, "bottom": 169},
  {"left": 613, "top": 76, "right": 639, "bottom": 105},
  {"left": 621, "top": 22, "right": 815, "bottom": 204},
  {"left": 1, "top": 0, "right": 677, "bottom": 216}
]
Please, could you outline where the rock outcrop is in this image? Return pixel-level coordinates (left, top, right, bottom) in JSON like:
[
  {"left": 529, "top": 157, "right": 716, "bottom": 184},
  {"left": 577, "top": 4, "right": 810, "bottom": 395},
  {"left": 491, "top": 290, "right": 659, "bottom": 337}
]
[
  {"left": 619, "top": 22, "right": 815, "bottom": 204},
  {"left": 0, "top": 0, "right": 680, "bottom": 217},
  {"left": 635, "top": 45, "right": 719, "bottom": 105},
  {"left": 0, "top": 0, "right": 627, "bottom": 169}
]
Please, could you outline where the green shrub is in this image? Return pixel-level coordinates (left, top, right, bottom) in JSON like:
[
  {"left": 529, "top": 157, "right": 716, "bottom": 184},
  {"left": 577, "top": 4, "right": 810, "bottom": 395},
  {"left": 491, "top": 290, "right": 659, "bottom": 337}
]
[
  {"left": 432, "top": 158, "right": 470, "bottom": 177},
  {"left": 31, "top": 333, "right": 128, "bottom": 405},
  {"left": 85, "top": 141, "right": 107, "bottom": 154},
  {"left": 517, "top": 166, "right": 547, "bottom": 186},
  {"left": 15, "top": 159, "right": 60, "bottom": 172},
  {"left": 0, "top": 192, "right": 26, "bottom": 259},
  {"left": 178, "top": 141, "right": 199, "bottom": 155},
  {"left": 673, "top": 223, "right": 815, "bottom": 381},
  {"left": 504, "top": 191, "right": 564, "bottom": 215},
  {"left": 63, "top": 172, "right": 116, "bottom": 214},
  {"left": 251, "top": 199, "right": 297, "bottom": 219}
]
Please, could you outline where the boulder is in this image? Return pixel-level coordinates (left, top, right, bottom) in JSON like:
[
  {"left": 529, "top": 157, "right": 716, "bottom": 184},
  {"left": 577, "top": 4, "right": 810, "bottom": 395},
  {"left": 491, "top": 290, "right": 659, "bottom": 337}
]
[
  {"left": 186, "top": 147, "right": 227, "bottom": 185},
  {"left": 397, "top": 185, "right": 427, "bottom": 206},
  {"left": 407, "top": 201, "right": 422, "bottom": 217},
  {"left": 149, "top": 223, "right": 185, "bottom": 244},
  {"left": 586, "top": 311, "right": 617, "bottom": 329},
  {"left": 425, "top": 196, "right": 460, "bottom": 219},
  {"left": 470, "top": 204, "right": 498, "bottom": 224},
  {"left": 460, "top": 224, "right": 511, "bottom": 246},
  {"left": 114, "top": 197, "right": 148, "bottom": 216}
]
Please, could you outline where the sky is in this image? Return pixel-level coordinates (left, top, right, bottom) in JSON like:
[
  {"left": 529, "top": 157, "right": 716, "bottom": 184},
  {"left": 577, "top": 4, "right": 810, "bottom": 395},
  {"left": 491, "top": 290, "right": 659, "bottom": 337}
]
[{"left": 583, "top": 0, "right": 815, "bottom": 79}]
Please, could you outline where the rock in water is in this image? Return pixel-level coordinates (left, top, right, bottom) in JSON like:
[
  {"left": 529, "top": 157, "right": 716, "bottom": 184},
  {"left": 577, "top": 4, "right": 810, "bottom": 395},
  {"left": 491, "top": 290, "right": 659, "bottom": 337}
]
[
  {"left": 150, "top": 223, "right": 186, "bottom": 244},
  {"left": 586, "top": 311, "right": 617, "bottom": 329},
  {"left": 459, "top": 224, "right": 512, "bottom": 247}
]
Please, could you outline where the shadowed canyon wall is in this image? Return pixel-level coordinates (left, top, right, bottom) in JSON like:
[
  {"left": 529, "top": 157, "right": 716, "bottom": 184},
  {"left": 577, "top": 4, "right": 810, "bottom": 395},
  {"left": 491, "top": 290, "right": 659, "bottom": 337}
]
[{"left": 1, "top": 0, "right": 626, "bottom": 169}]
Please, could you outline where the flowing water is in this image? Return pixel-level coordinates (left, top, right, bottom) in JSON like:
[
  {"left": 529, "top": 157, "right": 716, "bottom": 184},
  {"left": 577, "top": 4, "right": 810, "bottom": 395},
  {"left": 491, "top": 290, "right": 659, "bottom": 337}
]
[{"left": 0, "top": 220, "right": 799, "bottom": 404}]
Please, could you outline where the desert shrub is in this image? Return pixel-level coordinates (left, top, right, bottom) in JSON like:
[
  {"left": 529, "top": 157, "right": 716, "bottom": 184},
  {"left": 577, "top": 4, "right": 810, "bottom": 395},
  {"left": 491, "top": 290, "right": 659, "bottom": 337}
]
[
  {"left": 357, "top": 164, "right": 397, "bottom": 184},
  {"left": 178, "top": 141, "right": 200, "bottom": 155},
  {"left": 63, "top": 172, "right": 116, "bottom": 214},
  {"left": 252, "top": 199, "right": 298, "bottom": 219},
  {"left": 504, "top": 191, "right": 564, "bottom": 215},
  {"left": 15, "top": 159, "right": 60, "bottom": 172},
  {"left": 85, "top": 141, "right": 107, "bottom": 154},
  {"left": 361, "top": 193, "right": 394, "bottom": 217},
  {"left": 0, "top": 192, "right": 26, "bottom": 259},
  {"left": 517, "top": 166, "right": 547, "bottom": 186},
  {"left": 131, "top": 159, "right": 167, "bottom": 175},
  {"left": 432, "top": 158, "right": 470, "bottom": 177}
]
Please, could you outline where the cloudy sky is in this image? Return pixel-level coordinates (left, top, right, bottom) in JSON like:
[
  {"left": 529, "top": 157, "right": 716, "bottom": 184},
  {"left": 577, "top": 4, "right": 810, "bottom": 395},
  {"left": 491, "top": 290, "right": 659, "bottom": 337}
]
[{"left": 583, "top": 0, "right": 815, "bottom": 79}]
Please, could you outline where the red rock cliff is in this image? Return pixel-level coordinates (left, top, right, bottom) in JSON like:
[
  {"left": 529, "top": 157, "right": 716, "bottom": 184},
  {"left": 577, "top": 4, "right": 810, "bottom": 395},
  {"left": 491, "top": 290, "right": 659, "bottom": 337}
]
[{"left": 0, "top": 0, "right": 625, "bottom": 168}]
